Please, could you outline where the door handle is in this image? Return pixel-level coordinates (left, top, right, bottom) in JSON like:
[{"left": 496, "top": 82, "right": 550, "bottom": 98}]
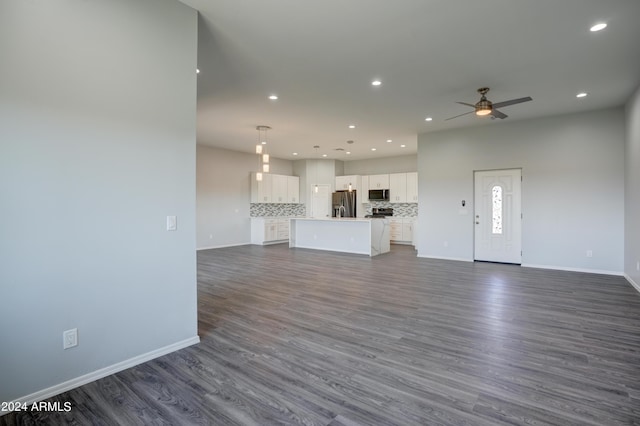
[{"left": 475, "top": 221, "right": 480, "bottom": 224}]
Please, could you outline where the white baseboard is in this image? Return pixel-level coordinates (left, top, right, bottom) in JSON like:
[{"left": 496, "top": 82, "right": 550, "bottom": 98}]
[
  {"left": 624, "top": 273, "right": 640, "bottom": 293},
  {"left": 196, "top": 242, "right": 250, "bottom": 251},
  {"left": 522, "top": 263, "right": 623, "bottom": 276},
  {"left": 417, "top": 254, "right": 473, "bottom": 262},
  {"left": 4, "top": 336, "right": 200, "bottom": 414}
]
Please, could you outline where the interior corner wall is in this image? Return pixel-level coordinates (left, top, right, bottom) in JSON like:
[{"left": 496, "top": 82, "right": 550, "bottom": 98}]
[
  {"left": 0, "top": 0, "right": 198, "bottom": 403},
  {"left": 625, "top": 86, "right": 640, "bottom": 288},
  {"left": 196, "top": 145, "right": 292, "bottom": 249},
  {"left": 417, "top": 108, "right": 625, "bottom": 274},
  {"left": 293, "top": 160, "right": 310, "bottom": 206}
]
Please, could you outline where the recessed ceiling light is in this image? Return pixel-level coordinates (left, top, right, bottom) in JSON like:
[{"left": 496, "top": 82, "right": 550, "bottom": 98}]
[
  {"left": 590, "top": 23, "right": 607, "bottom": 32},
  {"left": 386, "top": 139, "right": 392, "bottom": 143},
  {"left": 371, "top": 80, "right": 382, "bottom": 86},
  {"left": 400, "top": 144, "right": 406, "bottom": 148},
  {"left": 261, "top": 141, "right": 267, "bottom": 145},
  {"left": 576, "top": 92, "right": 588, "bottom": 98},
  {"left": 322, "top": 154, "right": 327, "bottom": 157},
  {"left": 292, "top": 152, "right": 298, "bottom": 156},
  {"left": 425, "top": 117, "right": 433, "bottom": 122},
  {"left": 348, "top": 125, "right": 356, "bottom": 129},
  {"left": 346, "top": 151, "right": 351, "bottom": 155},
  {"left": 268, "top": 95, "right": 278, "bottom": 100},
  {"left": 196, "top": 68, "right": 200, "bottom": 74},
  {"left": 371, "top": 148, "right": 376, "bottom": 151}
]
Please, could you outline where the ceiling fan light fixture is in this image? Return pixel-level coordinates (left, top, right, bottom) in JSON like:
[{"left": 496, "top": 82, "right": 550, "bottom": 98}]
[{"left": 475, "top": 100, "right": 492, "bottom": 116}]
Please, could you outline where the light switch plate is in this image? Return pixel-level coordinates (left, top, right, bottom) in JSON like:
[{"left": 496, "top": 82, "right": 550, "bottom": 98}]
[
  {"left": 167, "top": 216, "right": 177, "bottom": 231},
  {"left": 63, "top": 328, "right": 78, "bottom": 350}
]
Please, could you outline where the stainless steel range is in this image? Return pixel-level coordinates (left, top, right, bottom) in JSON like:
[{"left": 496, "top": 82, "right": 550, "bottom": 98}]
[{"left": 365, "top": 207, "right": 393, "bottom": 218}]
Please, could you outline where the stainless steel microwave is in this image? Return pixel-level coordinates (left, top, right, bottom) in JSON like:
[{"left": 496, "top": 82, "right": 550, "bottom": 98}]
[{"left": 368, "top": 189, "right": 389, "bottom": 201}]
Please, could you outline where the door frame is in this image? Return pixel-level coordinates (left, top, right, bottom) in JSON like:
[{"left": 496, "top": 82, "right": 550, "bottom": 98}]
[
  {"left": 309, "top": 184, "right": 331, "bottom": 218},
  {"left": 473, "top": 168, "right": 522, "bottom": 264}
]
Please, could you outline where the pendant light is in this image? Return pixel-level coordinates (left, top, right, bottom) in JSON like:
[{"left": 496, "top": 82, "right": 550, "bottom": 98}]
[
  {"left": 255, "top": 125, "right": 271, "bottom": 181},
  {"left": 313, "top": 145, "right": 320, "bottom": 193}
]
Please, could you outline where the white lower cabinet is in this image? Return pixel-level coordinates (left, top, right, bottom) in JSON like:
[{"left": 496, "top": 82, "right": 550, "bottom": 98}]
[
  {"left": 389, "top": 217, "right": 416, "bottom": 244},
  {"left": 277, "top": 219, "right": 290, "bottom": 240},
  {"left": 251, "top": 218, "right": 290, "bottom": 244}
]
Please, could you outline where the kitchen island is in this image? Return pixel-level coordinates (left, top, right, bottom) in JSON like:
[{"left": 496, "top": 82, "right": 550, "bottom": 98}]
[{"left": 289, "top": 217, "right": 390, "bottom": 256}]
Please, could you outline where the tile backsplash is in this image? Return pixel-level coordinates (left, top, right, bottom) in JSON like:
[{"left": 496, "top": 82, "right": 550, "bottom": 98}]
[
  {"left": 250, "top": 203, "right": 306, "bottom": 217},
  {"left": 366, "top": 201, "right": 418, "bottom": 217},
  {"left": 250, "top": 202, "right": 415, "bottom": 218}
]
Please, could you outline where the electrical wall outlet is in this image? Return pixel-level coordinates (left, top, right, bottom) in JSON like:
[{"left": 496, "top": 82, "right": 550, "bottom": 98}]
[
  {"left": 444, "top": 241, "right": 449, "bottom": 247},
  {"left": 586, "top": 250, "right": 593, "bottom": 258},
  {"left": 63, "top": 328, "right": 78, "bottom": 350}
]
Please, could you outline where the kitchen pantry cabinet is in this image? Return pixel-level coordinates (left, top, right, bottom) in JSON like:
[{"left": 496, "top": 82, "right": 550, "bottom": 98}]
[
  {"left": 251, "top": 218, "right": 290, "bottom": 244},
  {"left": 251, "top": 173, "right": 300, "bottom": 204},
  {"left": 368, "top": 174, "right": 389, "bottom": 189},
  {"left": 335, "top": 175, "right": 361, "bottom": 191},
  {"left": 389, "top": 172, "right": 418, "bottom": 203}
]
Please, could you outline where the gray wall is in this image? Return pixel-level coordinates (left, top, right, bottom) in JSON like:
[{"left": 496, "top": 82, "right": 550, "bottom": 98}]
[
  {"left": 626, "top": 86, "right": 640, "bottom": 288},
  {"left": 417, "top": 108, "right": 625, "bottom": 274},
  {"left": 344, "top": 155, "right": 417, "bottom": 175},
  {"left": 196, "top": 145, "right": 292, "bottom": 249},
  {"left": 0, "top": 0, "right": 198, "bottom": 402}
]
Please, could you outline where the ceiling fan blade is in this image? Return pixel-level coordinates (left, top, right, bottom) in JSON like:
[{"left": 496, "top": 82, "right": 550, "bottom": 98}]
[
  {"left": 491, "top": 109, "right": 508, "bottom": 119},
  {"left": 456, "top": 101, "right": 476, "bottom": 108},
  {"left": 445, "top": 110, "right": 474, "bottom": 121},
  {"left": 492, "top": 96, "right": 532, "bottom": 109}
]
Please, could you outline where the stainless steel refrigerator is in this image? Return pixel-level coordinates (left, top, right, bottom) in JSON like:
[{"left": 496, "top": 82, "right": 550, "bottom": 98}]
[{"left": 332, "top": 190, "right": 357, "bottom": 217}]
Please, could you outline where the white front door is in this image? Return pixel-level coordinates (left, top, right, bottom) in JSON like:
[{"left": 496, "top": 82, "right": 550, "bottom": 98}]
[
  {"left": 474, "top": 169, "right": 522, "bottom": 264},
  {"left": 310, "top": 184, "right": 331, "bottom": 218}
]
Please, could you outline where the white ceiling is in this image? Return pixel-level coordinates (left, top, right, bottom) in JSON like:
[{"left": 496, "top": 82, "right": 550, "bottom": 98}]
[{"left": 180, "top": 0, "right": 640, "bottom": 161}]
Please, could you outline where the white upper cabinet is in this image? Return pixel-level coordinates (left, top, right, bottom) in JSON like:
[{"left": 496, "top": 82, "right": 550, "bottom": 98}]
[
  {"left": 368, "top": 174, "right": 389, "bottom": 189},
  {"left": 250, "top": 172, "right": 272, "bottom": 203},
  {"left": 251, "top": 173, "right": 300, "bottom": 204},
  {"left": 389, "top": 172, "right": 418, "bottom": 203},
  {"left": 272, "top": 174, "right": 288, "bottom": 203},
  {"left": 406, "top": 172, "right": 418, "bottom": 202},
  {"left": 335, "top": 175, "right": 360, "bottom": 191},
  {"left": 287, "top": 176, "right": 300, "bottom": 203},
  {"left": 389, "top": 173, "right": 407, "bottom": 203}
]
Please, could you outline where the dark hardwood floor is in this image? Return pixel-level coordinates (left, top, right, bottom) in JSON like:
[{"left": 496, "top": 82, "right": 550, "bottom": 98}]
[{"left": 4, "top": 244, "right": 640, "bottom": 425}]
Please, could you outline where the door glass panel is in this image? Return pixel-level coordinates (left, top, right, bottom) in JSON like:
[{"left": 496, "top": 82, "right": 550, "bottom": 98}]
[{"left": 492, "top": 185, "right": 503, "bottom": 234}]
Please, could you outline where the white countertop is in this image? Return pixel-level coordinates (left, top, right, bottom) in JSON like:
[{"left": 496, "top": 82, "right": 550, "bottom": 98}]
[{"left": 292, "top": 217, "right": 387, "bottom": 222}]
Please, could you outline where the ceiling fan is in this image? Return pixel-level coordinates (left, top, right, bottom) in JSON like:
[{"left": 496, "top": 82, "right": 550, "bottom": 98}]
[{"left": 445, "top": 87, "right": 532, "bottom": 121}]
